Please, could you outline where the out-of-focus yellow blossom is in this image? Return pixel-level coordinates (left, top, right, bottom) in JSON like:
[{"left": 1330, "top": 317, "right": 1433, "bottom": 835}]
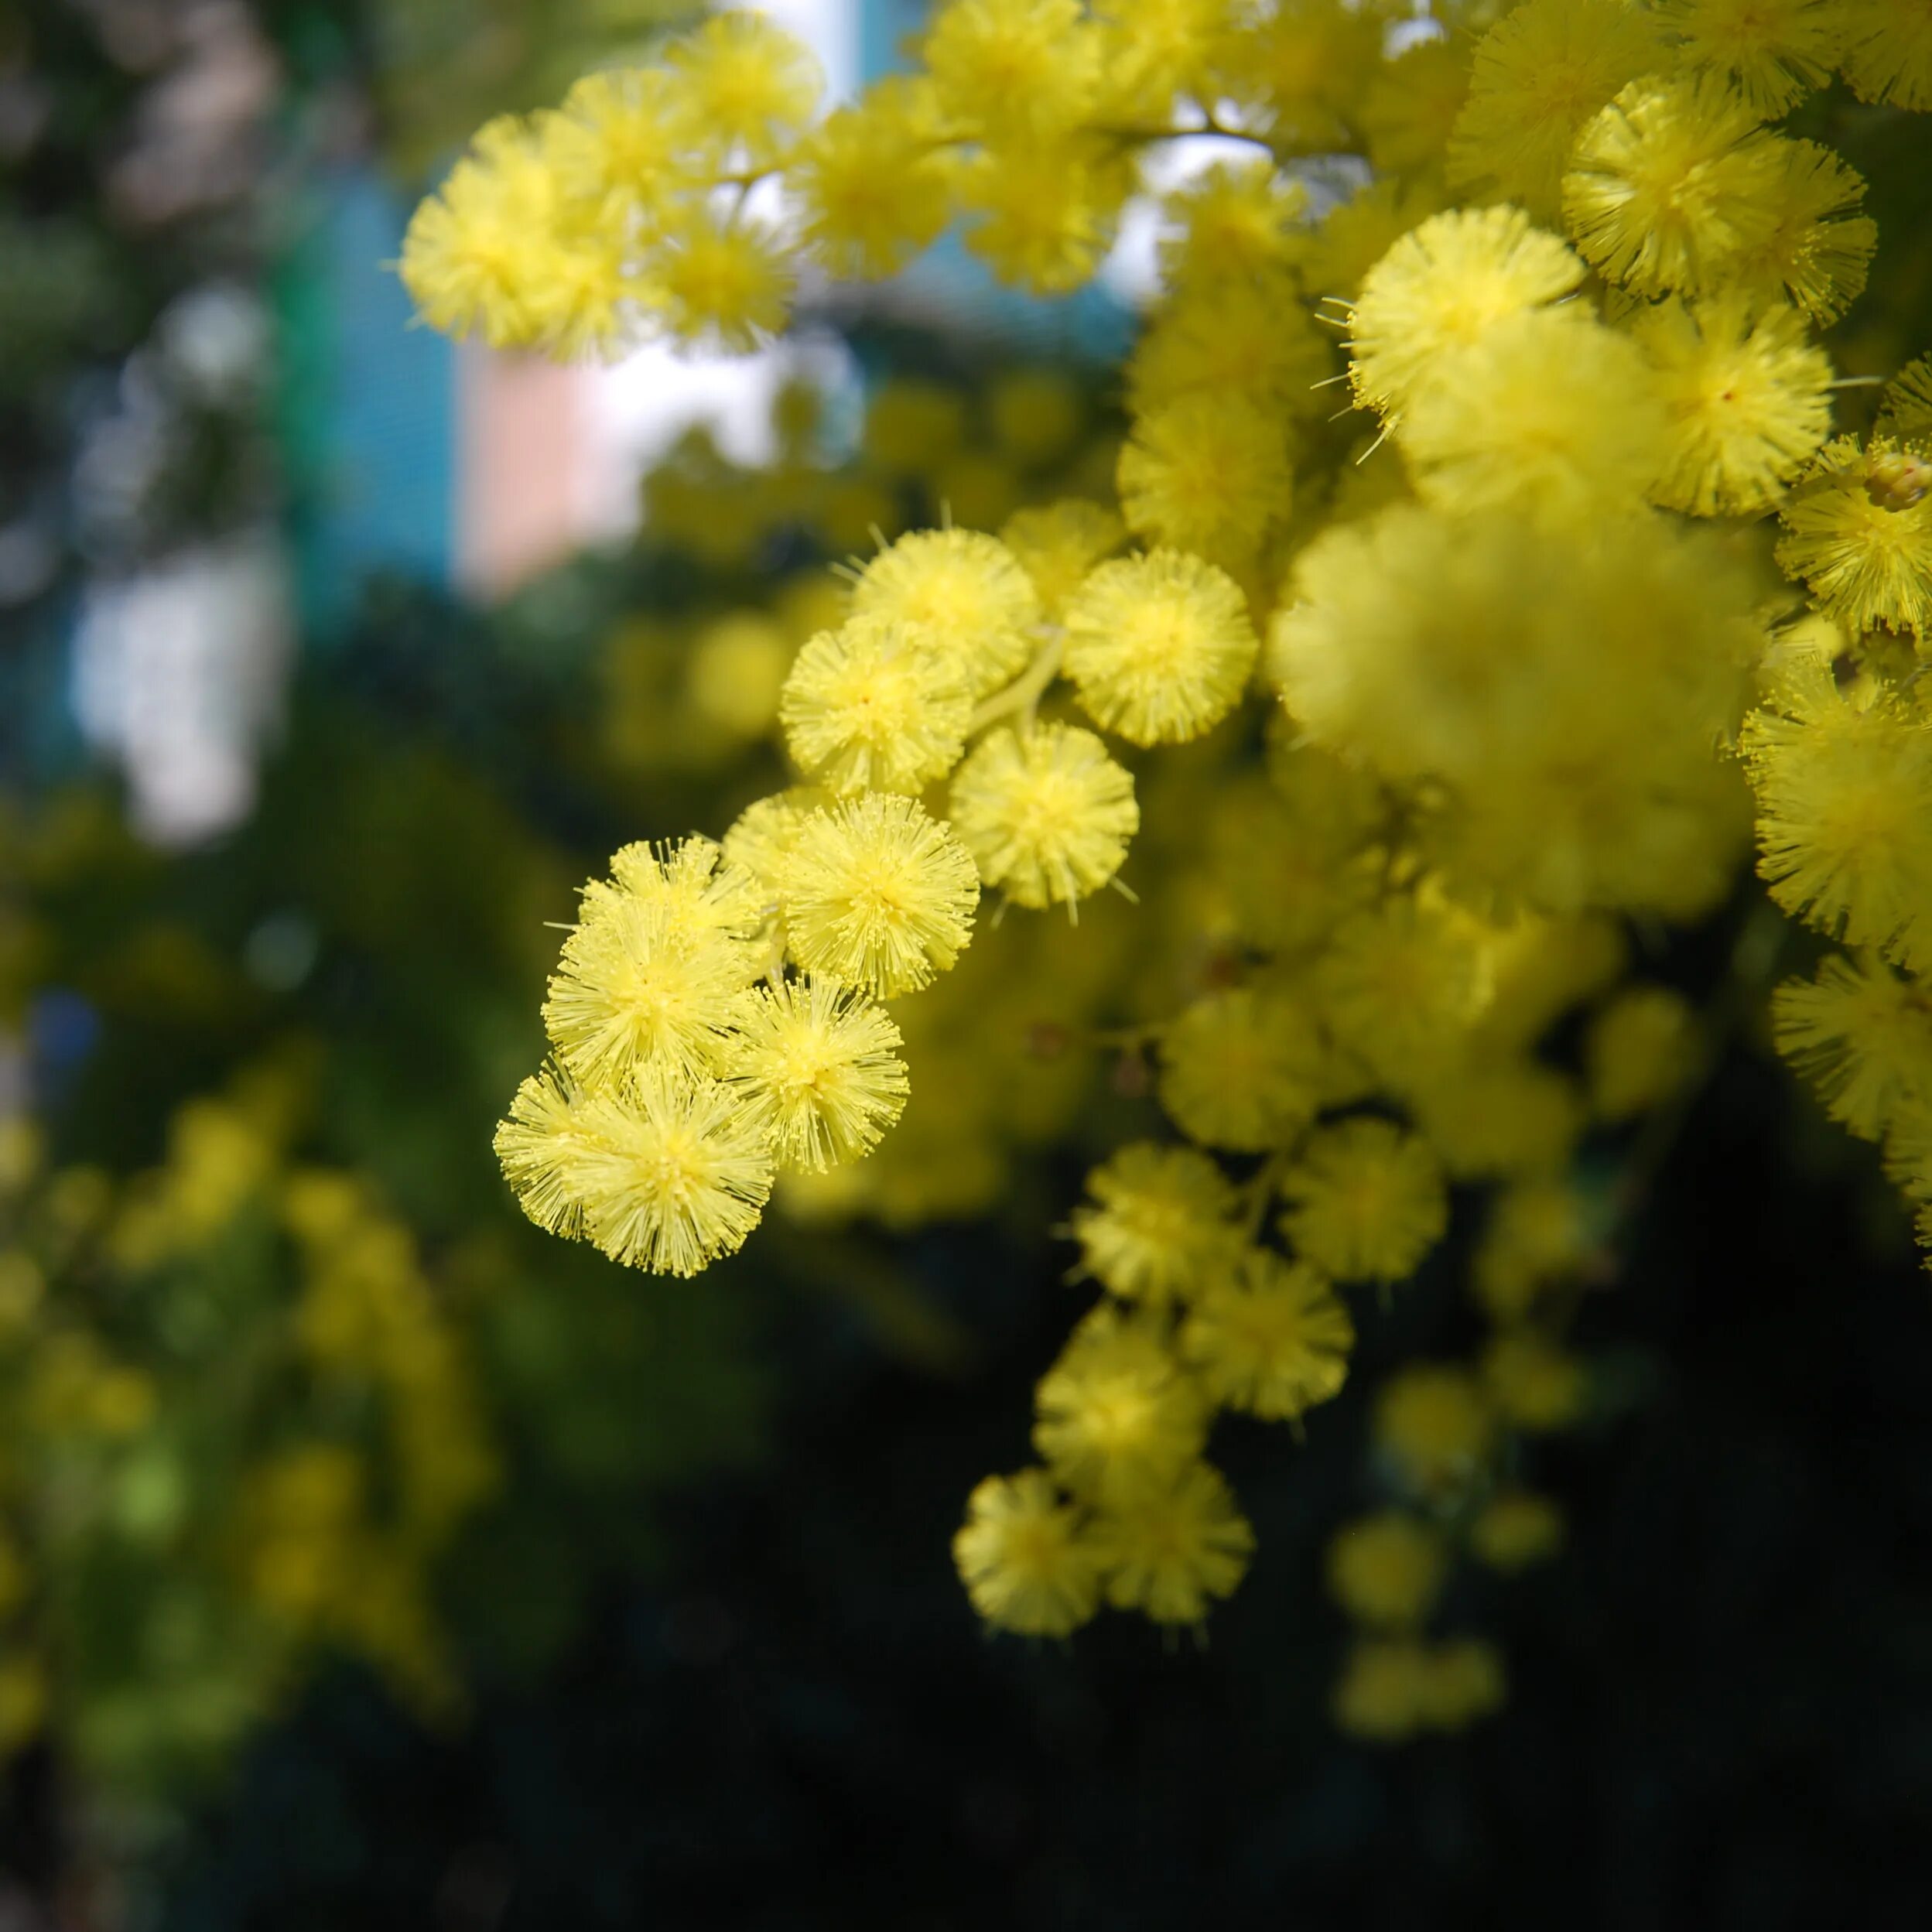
[
  {"left": 1475, "top": 1179, "right": 1598, "bottom": 1320},
  {"left": 0, "top": 1117, "right": 40, "bottom": 1193},
  {"left": 1375, "top": 1365, "right": 1496, "bottom": 1494},
  {"left": 1448, "top": 0, "right": 1665, "bottom": 218},
  {"left": 1093, "top": 1460, "right": 1254, "bottom": 1626},
  {"left": 0, "top": 1657, "right": 49, "bottom": 1755},
  {"left": 1035, "top": 1304, "right": 1209, "bottom": 1503},
  {"left": 998, "top": 500, "right": 1125, "bottom": 617},
  {"left": 1326, "top": 1512, "right": 1448, "bottom": 1630},
  {"left": 1360, "top": 38, "right": 1469, "bottom": 176},
  {"left": 1159, "top": 987, "right": 1322, "bottom": 1152},
  {"left": 1068, "top": 1143, "right": 1242, "bottom": 1307},
  {"left": 953, "top": 1469, "right": 1106, "bottom": 1636},
  {"left": 1314, "top": 898, "right": 1495, "bottom": 1093},
  {"left": 1470, "top": 1491, "right": 1566, "bottom": 1571},
  {"left": 789, "top": 84, "right": 952, "bottom": 280},
  {"left": 1654, "top": 0, "right": 1841, "bottom": 116},
  {"left": 1836, "top": 0, "right": 1932, "bottom": 111},
  {"left": 1334, "top": 1635, "right": 1506, "bottom": 1741},
  {"left": 1179, "top": 1250, "right": 1354, "bottom": 1422},
  {"left": 989, "top": 369, "right": 1086, "bottom": 470},
  {"left": 1279, "top": 1120, "right": 1447, "bottom": 1287},
  {"left": 1411, "top": 1053, "right": 1585, "bottom": 1182},
  {"left": 1396, "top": 308, "right": 1669, "bottom": 527},
  {"left": 1587, "top": 985, "right": 1698, "bottom": 1123},
  {"left": 1157, "top": 159, "right": 1309, "bottom": 291},
  {"left": 1482, "top": 1329, "right": 1588, "bottom": 1431},
  {"left": 1344, "top": 206, "right": 1586, "bottom": 419},
  {"left": 687, "top": 614, "right": 791, "bottom": 740},
  {"left": 1116, "top": 391, "right": 1294, "bottom": 566},
  {"left": 1418, "top": 1637, "right": 1508, "bottom": 1729}
]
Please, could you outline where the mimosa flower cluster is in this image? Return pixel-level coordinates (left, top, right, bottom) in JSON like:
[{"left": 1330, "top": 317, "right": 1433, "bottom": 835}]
[
  {"left": 405, "top": 0, "right": 1932, "bottom": 1725},
  {"left": 0, "top": 1073, "right": 497, "bottom": 1778}
]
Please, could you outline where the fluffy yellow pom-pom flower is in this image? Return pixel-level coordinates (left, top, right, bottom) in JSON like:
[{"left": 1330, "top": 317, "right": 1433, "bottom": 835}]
[
  {"left": 1178, "top": 1250, "right": 1355, "bottom": 1421},
  {"left": 1653, "top": 0, "right": 1842, "bottom": 115},
  {"left": 721, "top": 788, "right": 830, "bottom": 900},
  {"left": 494, "top": 1063, "right": 599, "bottom": 1241},
  {"left": 1836, "top": 0, "right": 1932, "bottom": 111},
  {"left": 1316, "top": 898, "right": 1496, "bottom": 1093},
  {"left": 1881, "top": 357, "right": 1932, "bottom": 446},
  {"left": 786, "top": 82, "right": 951, "bottom": 279},
  {"left": 1062, "top": 549, "right": 1258, "bottom": 747},
  {"left": 1776, "top": 436, "right": 1932, "bottom": 641},
  {"left": 1034, "top": 1305, "right": 1209, "bottom": 1503},
  {"left": 848, "top": 528, "right": 1040, "bottom": 700},
  {"left": 543, "top": 68, "right": 697, "bottom": 214},
  {"left": 1746, "top": 661, "right": 1932, "bottom": 967},
  {"left": 948, "top": 723, "right": 1138, "bottom": 911},
  {"left": 1067, "top": 1142, "right": 1242, "bottom": 1306},
  {"left": 667, "top": 9, "right": 823, "bottom": 169},
  {"left": 782, "top": 793, "right": 980, "bottom": 997},
  {"left": 1116, "top": 390, "right": 1294, "bottom": 565},
  {"left": 1396, "top": 309, "right": 1667, "bottom": 526},
  {"left": 1631, "top": 292, "right": 1833, "bottom": 518},
  {"left": 651, "top": 209, "right": 794, "bottom": 352},
  {"left": 952, "top": 1469, "right": 1104, "bottom": 1637},
  {"left": 1158, "top": 161, "right": 1311, "bottom": 293},
  {"left": 1446, "top": 0, "right": 1665, "bottom": 219},
  {"left": 1562, "top": 76, "right": 1783, "bottom": 299},
  {"left": 723, "top": 976, "right": 909, "bottom": 1171},
  {"left": 1279, "top": 1118, "right": 1448, "bottom": 1287},
  {"left": 923, "top": 0, "right": 1100, "bottom": 137},
  {"left": 543, "top": 895, "right": 761, "bottom": 1090},
  {"left": 577, "top": 834, "right": 766, "bottom": 945},
  {"left": 401, "top": 117, "right": 615, "bottom": 354},
  {"left": 779, "top": 617, "right": 971, "bottom": 795},
  {"left": 1772, "top": 952, "right": 1932, "bottom": 1142},
  {"left": 1127, "top": 279, "right": 1333, "bottom": 422},
  {"left": 1725, "top": 139, "right": 1876, "bottom": 326},
  {"left": 956, "top": 136, "right": 1129, "bottom": 295},
  {"left": 1345, "top": 205, "right": 1586, "bottom": 419},
  {"left": 497, "top": 1063, "right": 775, "bottom": 1277}
]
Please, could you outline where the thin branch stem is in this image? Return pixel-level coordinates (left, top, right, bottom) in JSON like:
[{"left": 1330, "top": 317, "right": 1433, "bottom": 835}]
[{"left": 967, "top": 635, "right": 1065, "bottom": 737}]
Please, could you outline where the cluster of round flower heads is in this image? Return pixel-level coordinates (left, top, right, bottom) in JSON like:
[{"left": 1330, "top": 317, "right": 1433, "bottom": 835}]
[
  {"left": 495, "top": 519, "right": 1267, "bottom": 1279},
  {"left": 421, "top": 0, "right": 1932, "bottom": 1716}
]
